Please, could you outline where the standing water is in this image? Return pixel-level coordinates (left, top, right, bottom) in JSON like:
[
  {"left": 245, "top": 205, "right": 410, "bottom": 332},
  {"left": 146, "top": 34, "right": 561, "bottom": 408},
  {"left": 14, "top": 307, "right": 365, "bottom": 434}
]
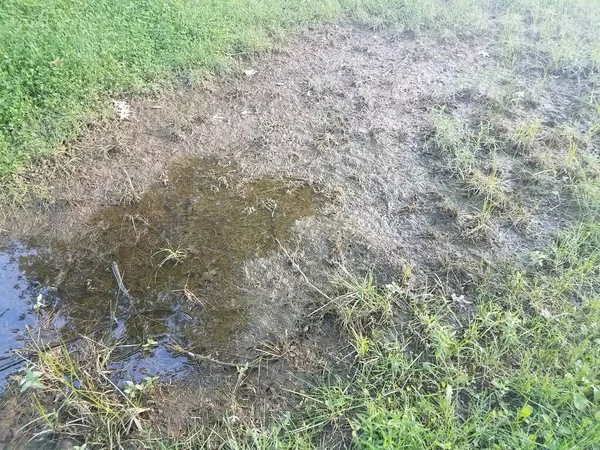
[
  {"left": 0, "top": 158, "right": 316, "bottom": 390},
  {"left": 0, "top": 248, "right": 40, "bottom": 390}
]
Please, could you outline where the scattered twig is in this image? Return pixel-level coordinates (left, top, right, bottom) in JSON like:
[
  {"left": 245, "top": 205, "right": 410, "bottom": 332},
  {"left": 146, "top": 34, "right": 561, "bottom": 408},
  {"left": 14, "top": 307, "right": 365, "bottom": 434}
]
[
  {"left": 276, "top": 239, "right": 332, "bottom": 302},
  {"left": 112, "top": 261, "right": 134, "bottom": 303},
  {"left": 121, "top": 167, "right": 140, "bottom": 202},
  {"left": 167, "top": 343, "right": 266, "bottom": 369},
  {"left": 381, "top": 54, "right": 410, "bottom": 78},
  {"left": 276, "top": 239, "right": 337, "bottom": 317}
]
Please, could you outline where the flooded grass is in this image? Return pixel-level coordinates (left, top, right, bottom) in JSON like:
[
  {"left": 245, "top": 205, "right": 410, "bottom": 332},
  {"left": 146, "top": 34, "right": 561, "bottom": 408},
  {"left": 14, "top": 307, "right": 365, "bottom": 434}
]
[{"left": 0, "top": 158, "right": 316, "bottom": 388}]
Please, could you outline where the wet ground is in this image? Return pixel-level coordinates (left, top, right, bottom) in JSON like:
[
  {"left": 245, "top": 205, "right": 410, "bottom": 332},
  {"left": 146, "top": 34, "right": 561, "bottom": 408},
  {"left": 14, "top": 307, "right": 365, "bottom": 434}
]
[
  {"left": 1, "top": 23, "right": 597, "bottom": 446},
  {"left": 0, "top": 158, "right": 315, "bottom": 389},
  {"left": 0, "top": 248, "right": 39, "bottom": 390}
]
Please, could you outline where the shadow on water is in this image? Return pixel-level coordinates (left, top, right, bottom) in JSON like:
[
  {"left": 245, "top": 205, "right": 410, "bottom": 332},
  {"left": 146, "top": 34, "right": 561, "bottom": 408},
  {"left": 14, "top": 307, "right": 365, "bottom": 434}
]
[{"left": 0, "top": 158, "right": 316, "bottom": 389}]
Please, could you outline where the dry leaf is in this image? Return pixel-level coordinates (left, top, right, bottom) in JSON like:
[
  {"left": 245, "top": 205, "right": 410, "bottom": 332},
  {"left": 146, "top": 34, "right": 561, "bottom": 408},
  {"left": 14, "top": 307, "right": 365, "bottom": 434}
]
[{"left": 112, "top": 100, "right": 131, "bottom": 121}]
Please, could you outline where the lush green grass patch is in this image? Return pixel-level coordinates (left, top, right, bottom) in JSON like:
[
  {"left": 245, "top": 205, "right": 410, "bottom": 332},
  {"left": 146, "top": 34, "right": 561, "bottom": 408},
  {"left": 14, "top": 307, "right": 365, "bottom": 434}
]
[{"left": 12, "top": 0, "right": 600, "bottom": 176}]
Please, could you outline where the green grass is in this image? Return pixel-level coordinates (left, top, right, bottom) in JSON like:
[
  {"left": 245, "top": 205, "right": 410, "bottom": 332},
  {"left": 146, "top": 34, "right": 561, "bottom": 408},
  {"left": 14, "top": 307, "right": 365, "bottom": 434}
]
[
  {"left": 0, "top": 0, "right": 488, "bottom": 177},
  {"left": 157, "top": 222, "right": 600, "bottom": 449},
  {"left": 3, "top": 0, "right": 599, "bottom": 177}
]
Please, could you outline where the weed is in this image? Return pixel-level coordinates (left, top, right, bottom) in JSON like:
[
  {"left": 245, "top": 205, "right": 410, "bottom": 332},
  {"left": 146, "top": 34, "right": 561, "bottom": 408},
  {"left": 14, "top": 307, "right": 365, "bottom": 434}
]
[
  {"left": 429, "top": 109, "right": 466, "bottom": 156},
  {"left": 499, "top": 13, "right": 525, "bottom": 67},
  {"left": 123, "top": 376, "right": 158, "bottom": 400},
  {"left": 329, "top": 271, "right": 395, "bottom": 332},
  {"left": 512, "top": 118, "right": 542, "bottom": 150},
  {"left": 153, "top": 243, "right": 188, "bottom": 268},
  {"left": 429, "top": 109, "right": 476, "bottom": 179},
  {"left": 462, "top": 198, "right": 494, "bottom": 241},
  {"left": 567, "top": 173, "right": 600, "bottom": 212},
  {"left": 465, "top": 167, "right": 509, "bottom": 208},
  {"left": 16, "top": 338, "right": 153, "bottom": 447}
]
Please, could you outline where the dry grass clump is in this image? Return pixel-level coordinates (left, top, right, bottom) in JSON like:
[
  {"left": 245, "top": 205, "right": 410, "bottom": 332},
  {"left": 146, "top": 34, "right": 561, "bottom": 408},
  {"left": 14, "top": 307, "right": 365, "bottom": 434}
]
[{"left": 16, "top": 337, "right": 156, "bottom": 448}]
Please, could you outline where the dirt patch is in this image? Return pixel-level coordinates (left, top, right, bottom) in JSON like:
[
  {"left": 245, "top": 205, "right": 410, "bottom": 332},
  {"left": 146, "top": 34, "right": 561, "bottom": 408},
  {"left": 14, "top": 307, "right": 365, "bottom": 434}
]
[
  {"left": 5, "top": 27, "right": 504, "bottom": 295},
  {"left": 1, "top": 22, "right": 597, "bottom": 446}
]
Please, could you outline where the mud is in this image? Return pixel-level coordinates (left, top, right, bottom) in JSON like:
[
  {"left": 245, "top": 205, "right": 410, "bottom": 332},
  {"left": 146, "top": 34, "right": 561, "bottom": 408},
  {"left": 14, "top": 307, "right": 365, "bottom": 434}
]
[
  {"left": 0, "top": 158, "right": 316, "bottom": 389},
  {"left": 1, "top": 22, "right": 597, "bottom": 445}
]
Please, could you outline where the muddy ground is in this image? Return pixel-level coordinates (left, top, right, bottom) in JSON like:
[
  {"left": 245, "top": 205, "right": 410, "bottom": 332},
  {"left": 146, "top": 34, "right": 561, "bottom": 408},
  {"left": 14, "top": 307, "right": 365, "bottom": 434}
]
[{"left": 0, "top": 23, "right": 596, "bottom": 447}]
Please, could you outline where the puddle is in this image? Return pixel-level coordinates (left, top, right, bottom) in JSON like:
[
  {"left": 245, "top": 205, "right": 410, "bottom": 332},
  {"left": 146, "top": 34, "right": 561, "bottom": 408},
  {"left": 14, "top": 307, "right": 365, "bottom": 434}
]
[
  {"left": 0, "top": 247, "right": 42, "bottom": 390},
  {"left": 0, "top": 158, "right": 316, "bottom": 389}
]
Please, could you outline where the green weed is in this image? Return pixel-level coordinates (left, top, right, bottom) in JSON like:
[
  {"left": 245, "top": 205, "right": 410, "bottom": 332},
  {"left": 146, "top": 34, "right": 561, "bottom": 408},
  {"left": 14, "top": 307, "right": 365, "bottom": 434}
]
[
  {"left": 329, "top": 271, "right": 395, "bottom": 332},
  {"left": 429, "top": 108, "right": 477, "bottom": 179},
  {"left": 153, "top": 243, "right": 188, "bottom": 268},
  {"left": 265, "top": 222, "right": 600, "bottom": 449},
  {"left": 498, "top": 13, "right": 525, "bottom": 67},
  {"left": 466, "top": 167, "right": 509, "bottom": 208},
  {"left": 513, "top": 118, "right": 542, "bottom": 151},
  {"left": 16, "top": 338, "right": 155, "bottom": 448}
]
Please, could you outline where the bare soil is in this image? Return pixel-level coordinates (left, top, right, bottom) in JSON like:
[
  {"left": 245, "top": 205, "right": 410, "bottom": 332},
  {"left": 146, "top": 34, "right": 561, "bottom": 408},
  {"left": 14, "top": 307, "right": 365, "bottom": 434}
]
[{"left": 1, "top": 23, "right": 596, "bottom": 447}]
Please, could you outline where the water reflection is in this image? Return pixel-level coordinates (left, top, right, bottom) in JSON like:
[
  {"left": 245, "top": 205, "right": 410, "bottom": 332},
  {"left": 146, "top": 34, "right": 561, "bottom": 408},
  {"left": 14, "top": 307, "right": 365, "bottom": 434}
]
[{"left": 0, "top": 246, "right": 40, "bottom": 390}]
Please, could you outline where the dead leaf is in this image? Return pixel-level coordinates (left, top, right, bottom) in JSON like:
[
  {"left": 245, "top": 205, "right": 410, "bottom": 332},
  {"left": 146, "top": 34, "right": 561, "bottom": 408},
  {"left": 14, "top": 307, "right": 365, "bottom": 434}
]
[
  {"left": 452, "top": 293, "right": 472, "bottom": 306},
  {"left": 112, "top": 100, "right": 131, "bottom": 121}
]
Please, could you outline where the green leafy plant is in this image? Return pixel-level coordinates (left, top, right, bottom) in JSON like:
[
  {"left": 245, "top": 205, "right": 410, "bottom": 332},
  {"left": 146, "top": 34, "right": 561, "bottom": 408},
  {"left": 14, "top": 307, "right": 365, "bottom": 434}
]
[
  {"left": 123, "top": 376, "right": 158, "bottom": 400},
  {"left": 19, "top": 368, "right": 45, "bottom": 392}
]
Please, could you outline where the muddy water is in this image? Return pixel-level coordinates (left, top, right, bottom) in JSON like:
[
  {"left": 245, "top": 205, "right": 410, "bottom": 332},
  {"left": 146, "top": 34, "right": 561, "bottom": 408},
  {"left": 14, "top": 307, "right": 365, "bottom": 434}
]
[{"left": 0, "top": 158, "right": 315, "bottom": 389}]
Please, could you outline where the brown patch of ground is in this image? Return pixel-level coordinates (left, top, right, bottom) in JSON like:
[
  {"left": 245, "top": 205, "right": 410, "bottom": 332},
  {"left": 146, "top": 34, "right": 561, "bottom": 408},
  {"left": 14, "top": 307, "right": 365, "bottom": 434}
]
[{"left": 1, "top": 22, "right": 598, "bottom": 446}]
